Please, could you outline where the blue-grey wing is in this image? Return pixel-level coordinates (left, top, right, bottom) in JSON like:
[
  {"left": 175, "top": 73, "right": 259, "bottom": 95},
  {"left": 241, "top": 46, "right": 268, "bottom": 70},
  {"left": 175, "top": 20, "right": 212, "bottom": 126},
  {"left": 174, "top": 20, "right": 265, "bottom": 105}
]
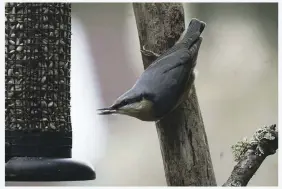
[{"left": 135, "top": 48, "right": 194, "bottom": 118}]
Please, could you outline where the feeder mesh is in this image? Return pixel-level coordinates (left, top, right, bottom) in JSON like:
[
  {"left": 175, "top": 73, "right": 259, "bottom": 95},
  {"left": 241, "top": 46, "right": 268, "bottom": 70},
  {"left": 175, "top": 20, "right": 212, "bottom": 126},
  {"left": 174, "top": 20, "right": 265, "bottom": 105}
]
[{"left": 5, "top": 3, "right": 72, "bottom": 132}]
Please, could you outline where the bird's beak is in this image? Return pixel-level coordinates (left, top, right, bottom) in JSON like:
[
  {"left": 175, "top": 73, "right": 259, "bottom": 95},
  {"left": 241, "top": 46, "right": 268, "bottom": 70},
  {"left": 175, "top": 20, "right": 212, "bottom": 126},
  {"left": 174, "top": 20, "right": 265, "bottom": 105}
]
[{"left": 97, "top": 107, "right": 117, "bottom": 115}]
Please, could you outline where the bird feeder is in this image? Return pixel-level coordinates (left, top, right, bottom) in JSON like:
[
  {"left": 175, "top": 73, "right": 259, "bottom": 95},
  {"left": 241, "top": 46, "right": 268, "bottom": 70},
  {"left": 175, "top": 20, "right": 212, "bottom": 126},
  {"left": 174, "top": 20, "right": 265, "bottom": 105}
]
[{"left": 5, "top": 3, "right": 95, "bottom": 181}]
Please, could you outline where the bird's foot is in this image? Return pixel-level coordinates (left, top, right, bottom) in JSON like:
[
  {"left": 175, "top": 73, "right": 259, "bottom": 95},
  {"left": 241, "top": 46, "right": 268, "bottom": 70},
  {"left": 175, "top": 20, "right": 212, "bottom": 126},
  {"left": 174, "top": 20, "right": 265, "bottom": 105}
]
[{"left": 140, "top": 45, "right": 160, "bottom": 59}]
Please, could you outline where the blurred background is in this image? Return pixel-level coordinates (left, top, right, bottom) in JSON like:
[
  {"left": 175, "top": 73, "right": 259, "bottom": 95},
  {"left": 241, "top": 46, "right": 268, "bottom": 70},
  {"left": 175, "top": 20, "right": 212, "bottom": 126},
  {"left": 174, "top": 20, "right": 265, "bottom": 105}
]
[{"left": 6, "top": 2, "right": 278, "bottom": 186}]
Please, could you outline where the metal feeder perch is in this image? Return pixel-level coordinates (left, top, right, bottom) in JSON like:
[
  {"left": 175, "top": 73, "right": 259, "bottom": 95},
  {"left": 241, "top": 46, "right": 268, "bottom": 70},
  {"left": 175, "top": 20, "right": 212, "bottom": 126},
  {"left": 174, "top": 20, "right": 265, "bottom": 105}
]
[{"left": 5, "top": 3, "right": 95, "bottom": 181}]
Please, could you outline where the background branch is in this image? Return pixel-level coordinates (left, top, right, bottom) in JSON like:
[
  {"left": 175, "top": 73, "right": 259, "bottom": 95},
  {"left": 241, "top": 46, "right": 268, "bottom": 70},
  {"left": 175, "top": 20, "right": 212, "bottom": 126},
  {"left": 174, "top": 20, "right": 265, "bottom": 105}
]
[{"left": 223, "top": 124, "right": 278, "bottom": 186}]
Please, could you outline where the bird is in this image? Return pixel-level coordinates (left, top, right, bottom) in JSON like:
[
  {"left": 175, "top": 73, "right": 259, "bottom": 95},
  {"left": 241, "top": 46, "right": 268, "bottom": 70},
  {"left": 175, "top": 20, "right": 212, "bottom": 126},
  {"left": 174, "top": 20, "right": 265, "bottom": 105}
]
[{"left": 97, "top": 18, "right": 206, "bottom": 122}]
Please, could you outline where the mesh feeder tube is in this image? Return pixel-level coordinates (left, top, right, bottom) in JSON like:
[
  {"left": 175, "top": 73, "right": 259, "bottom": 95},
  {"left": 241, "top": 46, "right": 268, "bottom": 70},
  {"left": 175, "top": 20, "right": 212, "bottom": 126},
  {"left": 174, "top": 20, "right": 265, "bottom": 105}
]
[{"left": 5, "top": 3, "right": 95, "bottom": 181}]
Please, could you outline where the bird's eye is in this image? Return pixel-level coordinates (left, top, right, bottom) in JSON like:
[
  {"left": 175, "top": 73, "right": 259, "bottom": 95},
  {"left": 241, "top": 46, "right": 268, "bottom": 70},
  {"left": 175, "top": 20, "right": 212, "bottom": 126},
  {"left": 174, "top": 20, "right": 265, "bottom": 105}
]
[
  {"left": 122, "top": 100, "right": 128, "bottom": 105},
  {"left": 143, "top": 93, "right": 152, "bottom": 100}
]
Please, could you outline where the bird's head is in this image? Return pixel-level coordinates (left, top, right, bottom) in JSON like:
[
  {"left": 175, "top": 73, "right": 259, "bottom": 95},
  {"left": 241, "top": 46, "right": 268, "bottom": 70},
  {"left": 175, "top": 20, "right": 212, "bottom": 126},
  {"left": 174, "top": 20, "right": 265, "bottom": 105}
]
[{"left": 97, "top": 89, "right": 156, "bottom": 121}]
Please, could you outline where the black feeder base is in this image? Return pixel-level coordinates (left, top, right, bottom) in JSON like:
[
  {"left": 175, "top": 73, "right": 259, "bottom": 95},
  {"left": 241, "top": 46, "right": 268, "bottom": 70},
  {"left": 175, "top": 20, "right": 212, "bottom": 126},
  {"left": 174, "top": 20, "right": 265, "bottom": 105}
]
[
  {"left": 5, "top": 157, "right": 96, "bottom": 181},
  {"left": 5, "top": 131, "right": 96, "bottom": 181}
]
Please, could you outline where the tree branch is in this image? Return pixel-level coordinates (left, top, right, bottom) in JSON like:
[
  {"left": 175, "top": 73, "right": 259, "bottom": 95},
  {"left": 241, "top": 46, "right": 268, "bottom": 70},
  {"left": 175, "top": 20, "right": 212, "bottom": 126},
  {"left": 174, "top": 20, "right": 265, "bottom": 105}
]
[
  {"left": 133, "top": 3, "right": 217, "bottom": 186},
  {"left": 223, "top": 124, "right": 278, "bottom": 186}
]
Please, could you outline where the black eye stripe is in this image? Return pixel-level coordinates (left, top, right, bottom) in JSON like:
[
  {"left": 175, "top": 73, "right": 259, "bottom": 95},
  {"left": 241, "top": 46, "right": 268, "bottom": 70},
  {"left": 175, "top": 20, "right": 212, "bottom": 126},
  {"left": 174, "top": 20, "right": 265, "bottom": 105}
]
[
  {"left": 121, "top": 96, "right": 142, "bottom": 106},
  {"left": 114, "top": 94, "right": 153, "bottom": 109}
]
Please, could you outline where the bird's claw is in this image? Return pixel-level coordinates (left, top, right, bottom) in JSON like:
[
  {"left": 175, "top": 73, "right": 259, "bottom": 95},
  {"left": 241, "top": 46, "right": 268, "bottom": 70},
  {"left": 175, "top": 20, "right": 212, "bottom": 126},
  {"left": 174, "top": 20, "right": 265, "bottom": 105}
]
[{"left": 140, "top": 45, "right": 160, "bottom": 58}]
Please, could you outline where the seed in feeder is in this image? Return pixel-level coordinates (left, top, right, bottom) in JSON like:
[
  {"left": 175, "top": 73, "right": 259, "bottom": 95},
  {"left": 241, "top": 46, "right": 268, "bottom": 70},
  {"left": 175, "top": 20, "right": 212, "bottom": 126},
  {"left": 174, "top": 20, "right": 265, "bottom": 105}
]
[
  {"left": 60, "top": 69, "right": 65, "bottom": 75},
  {"left": 9, "top": 40, "right": 15, "bottom": 45},
  {"left": 54, "top": 30, "right": 59, "bottom": 36},
  {"left": 43, "top": 24, "right": 48, "bottom": 29},
  {"left": 41, "top": 100, "right": 47, "bottom": 108},
  {"left": 60, "top": 48, "right": 64, "bottom": 53},
  {"left": 48, "top": 70, "right": 53, "bottom": 75},
  {"left": 10, "top": 54, "right": 15, "bottom": 60},
  {"left": 50, "top": 123, "right": 56, "bottom": 129},
  {"left": 12, "top": 7, "right": 15, "bottom": 14},
  {"left": 59, "top": 61, "right": 64, "bottom": 66},
  {"left": 16, "top": 78, "right": 23, "bottom": 84},
  {"left": 60, "top": 39, "right": 65, "bottom": 45},
  {"left": 16, "top": 46, "right": 23, "bottom": 52},
  {"left": 7, "top": 92, "right": 14, "bottom": 98},
  {"left": 9, "top": 45, "right": 15, "bottom": 50},
  {"left": 44, "top": 8, "right": 49, "bottom": 14},
  {"left": 44, "top": 46, "right": 48, "bottom": 52},
  {"left": 17, "top": 119, "right": 24, "bottom": 123},
  {"left": 7, "top": 68, "right": 13, "bottom": 76},
  {"left": 9, "top": 50, "right": 15, "bottom": 54},
  {"left": 41, "top": 76, "right": 46, "bottom": 83},
  {"left": 9, "top": 17, "right": 15, "bottom": 22},
  {"left": 16, "top": 54, "right": 22, "bottom": 60},
  {"left": 59, "top": 24, "right": 64, "bottom": 30},
  {"left": 15, "top": 85, "right": 21, "bottom": 91},
  {"left": 16, "top": 38, "right": 20, "bottom": 45},
  {"left": 43, "top": 16, "right": 48, "bottom": 22},
  {"left": 16, "top": 23, "right": 20, "bottom": 29},
  {"left": 64, "top": 62, "right": 69, "bottom": 69},
  {"left": 9, "top": 85, "right": 15, "bottom": 91},
  {"left": 48, "top": 102, "right": 54, "bottom": 107}
]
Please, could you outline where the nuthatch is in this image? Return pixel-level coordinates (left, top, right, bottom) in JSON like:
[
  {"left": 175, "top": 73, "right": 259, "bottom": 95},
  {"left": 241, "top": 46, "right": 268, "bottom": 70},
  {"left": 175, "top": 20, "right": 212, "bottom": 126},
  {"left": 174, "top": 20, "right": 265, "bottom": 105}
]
[{"left": 97, "top": 18, "right": 206, "bottom": 121}]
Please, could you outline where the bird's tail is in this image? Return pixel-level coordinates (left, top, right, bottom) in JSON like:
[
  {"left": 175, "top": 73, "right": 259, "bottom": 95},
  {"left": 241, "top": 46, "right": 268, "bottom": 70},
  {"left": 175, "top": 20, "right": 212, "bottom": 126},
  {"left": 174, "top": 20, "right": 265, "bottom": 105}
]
[
  {"left": 97, "top": 107, "right": 117, "bottom": 115},
  {"left": 177, "top": 18, "right": 206, "bottom": 47}
]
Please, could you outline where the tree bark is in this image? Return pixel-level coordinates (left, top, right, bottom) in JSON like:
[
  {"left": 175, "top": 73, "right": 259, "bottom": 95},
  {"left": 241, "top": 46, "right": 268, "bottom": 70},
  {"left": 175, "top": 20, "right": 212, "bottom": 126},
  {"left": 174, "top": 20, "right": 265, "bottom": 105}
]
[{"left": 133, "top": 3, "right": 217, "bottom": 186}]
